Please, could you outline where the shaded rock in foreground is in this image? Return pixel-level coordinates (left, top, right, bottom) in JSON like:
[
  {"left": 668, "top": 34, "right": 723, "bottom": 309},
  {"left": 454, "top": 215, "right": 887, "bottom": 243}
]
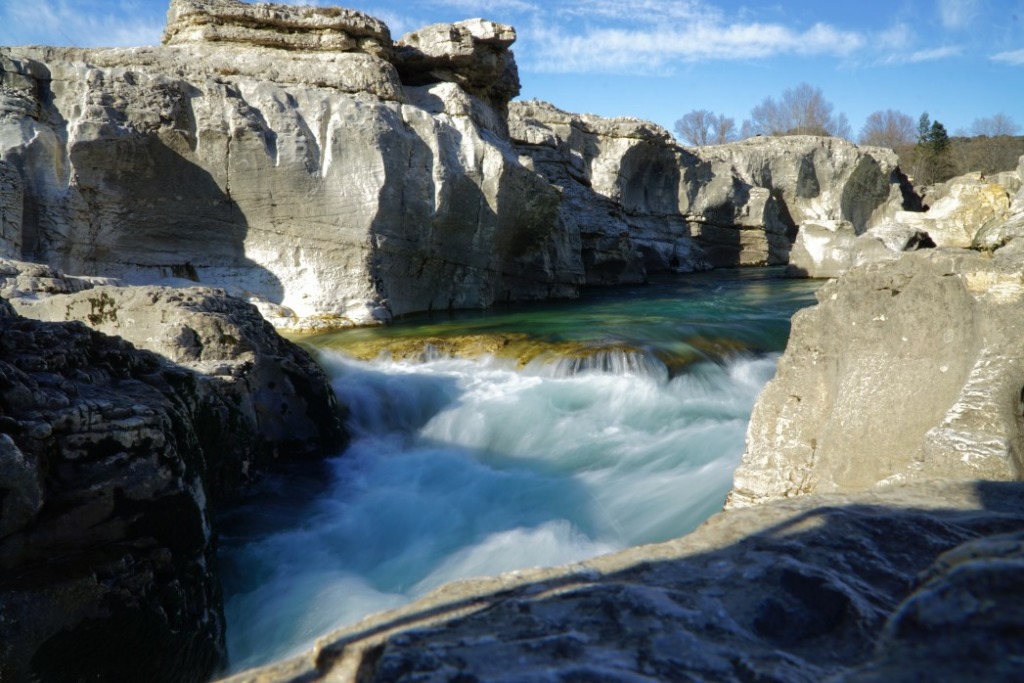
[
  {"left": 219, "top": 481, "right": 1024, "bottom": 683},
  {"left": 0, "top": 278, "right": 345, "bottom": 681}
]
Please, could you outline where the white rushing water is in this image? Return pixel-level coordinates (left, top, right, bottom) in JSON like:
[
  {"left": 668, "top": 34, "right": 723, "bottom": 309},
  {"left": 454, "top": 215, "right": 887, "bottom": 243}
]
[{"left": 220, "top": 348, "right": 781, "bottom": 672}]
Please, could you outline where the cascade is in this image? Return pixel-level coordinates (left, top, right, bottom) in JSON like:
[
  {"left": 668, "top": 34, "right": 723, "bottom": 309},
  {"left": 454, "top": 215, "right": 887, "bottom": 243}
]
[{"left": 217, "top": 270, "right": 819, "bottom": 672}]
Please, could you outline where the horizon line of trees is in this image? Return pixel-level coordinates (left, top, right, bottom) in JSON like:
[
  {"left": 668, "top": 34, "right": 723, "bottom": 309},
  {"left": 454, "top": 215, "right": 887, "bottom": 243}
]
[{"left": 673, "top": 83, "right": 1022, "bottom": 184}]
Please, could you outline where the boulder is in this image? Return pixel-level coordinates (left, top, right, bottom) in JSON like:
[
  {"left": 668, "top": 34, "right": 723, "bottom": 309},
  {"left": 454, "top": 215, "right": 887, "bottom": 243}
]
[
  {"left": 729, "top": 250, "right": 1024, "bottom": 509},
  {"left": 217, "top": 481, "right": 1024, "bottom": 683}
]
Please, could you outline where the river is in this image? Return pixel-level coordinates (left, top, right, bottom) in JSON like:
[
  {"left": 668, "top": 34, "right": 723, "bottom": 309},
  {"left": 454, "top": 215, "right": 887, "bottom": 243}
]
[{"left": 217, "top": 269, "right": 820, "bottom": 672}]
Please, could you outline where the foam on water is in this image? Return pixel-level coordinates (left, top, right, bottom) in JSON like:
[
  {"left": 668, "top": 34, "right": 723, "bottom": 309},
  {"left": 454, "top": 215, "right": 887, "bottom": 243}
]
[{"left": 220, "top": 349, "right": 781, "bottom": 672}]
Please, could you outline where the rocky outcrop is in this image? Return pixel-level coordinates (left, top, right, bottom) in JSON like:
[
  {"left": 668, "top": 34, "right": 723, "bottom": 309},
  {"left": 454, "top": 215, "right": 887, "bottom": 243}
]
[
  {"left": 395, "top": 20, "right": 519, "bottom": 119},
  {"left": 509, "top": 100, "right": 700, "bottom": 283},
  {"left": 1, "top": 309, "right": 223, "bottom": 682},
  {"left": 729, "top": 249, "right": 1024, "bottom": 509},
  {"left": 164, "top": 0, "right": 392, "bottom": 57},
  {"left": 0, "top": 272, "right": 344, "bottom": 681},
  {"left": 699, "top": 136, "right": 912, "bottom": 234},
  {"left": 787, "top": 219, "right": 935, "bottom": 278},
  {"left": 0, "top": 0, "right": 575, "bottom": 329},
  {"left": 896, "top": 172, "right": 1015, "bottom": 248},
  {"left": 509, "top": 103, "right": 912, "bottom": 278},
  {"left": 219, "top": 481, "right": 1024, "bottom": 683},
  {"left": 3, "top": 259, "right": 345, "bottom": 492}
]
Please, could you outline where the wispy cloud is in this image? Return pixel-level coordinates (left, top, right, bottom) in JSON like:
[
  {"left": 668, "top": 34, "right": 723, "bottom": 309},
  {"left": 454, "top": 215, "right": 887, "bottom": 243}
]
[
  {"left": 523, "top": 20, "right": 864, "bottom": 74},
  {"left": 991, "top": 48, "right": 1024, "bottom": 66},
  {"left": 0, "top": 0, "right": 162, "bottom": 47},
  {"left": 553, "top": 0, "right": 718, "bottom": 24},
  {"left": 426, "top": 0, "right": 541, "bottom": 14},
  {"left": 937, "top": 0, "right": 978, "bottom": 29},
  {"left": 907, "top": 45, "right": 964, "bottom": 62}
]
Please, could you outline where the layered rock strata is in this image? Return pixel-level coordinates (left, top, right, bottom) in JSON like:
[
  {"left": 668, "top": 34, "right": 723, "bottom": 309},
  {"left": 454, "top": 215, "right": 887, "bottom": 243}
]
[
  {"left": 0, "top": 272, "right": 344, "bottom": 681},
  {"left": 220, "top": 481, "right": 1024, "bottom": 683},
  {"left": 0, "top": 0, "right": 575, "bottom": 329},
  {"left": 0, "top": 0, "right": 920, "bottom": 329}
]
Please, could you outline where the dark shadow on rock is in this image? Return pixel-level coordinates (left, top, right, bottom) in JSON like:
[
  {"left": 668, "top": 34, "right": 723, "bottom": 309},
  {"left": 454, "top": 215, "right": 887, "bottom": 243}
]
[
  {"left": 366, "top": 105, "right": 569, "bottom": 318},
  {"left": 229, "top": 480, "right": 1024, "bottom": 683},
  {"left": 0, "top": 296, "right": 344, "bottom": 683},
  {"left": 13, "top": 73, "right": 285, "bottom": 304}
]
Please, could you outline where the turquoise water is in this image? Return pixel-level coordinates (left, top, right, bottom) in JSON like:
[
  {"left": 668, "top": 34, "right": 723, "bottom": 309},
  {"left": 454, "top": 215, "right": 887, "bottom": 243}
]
[{"left": 217, "top": 269, "right": 820, "bottom": 673}]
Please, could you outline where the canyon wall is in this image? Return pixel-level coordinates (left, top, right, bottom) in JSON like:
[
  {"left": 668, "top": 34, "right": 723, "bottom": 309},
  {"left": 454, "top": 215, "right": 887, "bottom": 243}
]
[{"left": 0, "top": 0, "right": 914, "bottom": 330}]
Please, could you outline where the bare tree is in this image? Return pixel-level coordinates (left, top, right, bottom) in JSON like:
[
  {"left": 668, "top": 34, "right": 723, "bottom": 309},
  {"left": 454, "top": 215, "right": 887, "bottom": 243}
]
[
  {"left": 859, "top": 109, "right": 916, "bottom": 149},
  {"left": 742, "top": 83, "right": 851, "bottom": 139},
  {"left": 969, "top": 113, "right": 1022, "bottom": 173},
  {"left": 674, "top": 109, "right": 738, "bottom": 146},
  {"left": 714, "top": 116, "right": 737, "bottom": 144},
  {"left": 972, "top": 113, "right": 1020, "bottom": 137}
]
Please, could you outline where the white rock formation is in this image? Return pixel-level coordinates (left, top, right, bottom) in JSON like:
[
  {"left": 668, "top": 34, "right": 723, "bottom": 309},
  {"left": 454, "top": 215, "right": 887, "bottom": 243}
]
[
  {"left": 0, "top": 0, "right": 575, "bottom": 328},
  {"left": 728, "top": 249, "right": 1024, "bottom": 508},
  {"left": 0, "top": 0, "right": 918, "bottom": 329},
  {"left": 896, "top": 173, "right": 1015, "bottom": 248}
]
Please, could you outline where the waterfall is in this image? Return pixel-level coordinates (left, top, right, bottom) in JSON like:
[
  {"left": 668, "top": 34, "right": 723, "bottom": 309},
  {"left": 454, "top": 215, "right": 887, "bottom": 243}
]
[{"left": 217, "top": 270, "right": 820, "bottom": 673}]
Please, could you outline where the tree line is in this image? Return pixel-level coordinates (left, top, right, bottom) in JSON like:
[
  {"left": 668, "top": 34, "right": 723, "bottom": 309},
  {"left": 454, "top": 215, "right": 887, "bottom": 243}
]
[{"left": 674, "top": 83, "right": 1022, "bottom": 184}]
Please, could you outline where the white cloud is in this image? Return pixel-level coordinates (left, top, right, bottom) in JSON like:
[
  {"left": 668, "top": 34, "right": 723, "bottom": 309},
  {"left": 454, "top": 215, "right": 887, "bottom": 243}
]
[
  {"left": 907, "top": 45, "right": 964, "bottom": 62},
  {"left": 522, "top": 20, "right": 864, "bottom": 74},
  {"left": 937, "top": 0, "right": 978, "bottom": 29},
  {"left": 991, "top": 48, "right": 1024, "bottom": 65}
]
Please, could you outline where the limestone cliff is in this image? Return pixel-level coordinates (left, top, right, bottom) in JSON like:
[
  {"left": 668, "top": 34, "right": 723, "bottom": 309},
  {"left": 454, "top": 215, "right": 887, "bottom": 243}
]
[
  {"left": 0, "top": 0, "right": 576, "bottom": 329},
  {"left": 0, "top": 0, "right": 921, "bottom": 329},
  {"left": 509, "top": 102, "right": 911, "bottom": 278}
]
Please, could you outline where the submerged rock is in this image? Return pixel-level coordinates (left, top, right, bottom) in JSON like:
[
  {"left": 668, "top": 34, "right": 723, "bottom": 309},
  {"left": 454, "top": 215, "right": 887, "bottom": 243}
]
[{"left": 218, "top": 481, "right": 1024, "bottom": 683}]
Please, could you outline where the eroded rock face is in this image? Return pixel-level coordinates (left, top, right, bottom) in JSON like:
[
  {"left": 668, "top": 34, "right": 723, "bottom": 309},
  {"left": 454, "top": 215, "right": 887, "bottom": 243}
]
[
  {"left": 218, "top": 481, "right": 1024, "bottom": 683},
  {"left": 0, "top": 308, "right": 224, "bottom": 682},
  {"left": 395, "top": 20, "right": 520, "bottom": 119},
  {"left": 699, "top": 136, "right": 911, "bottom": 234},
  {"left": 787, "top": 219, "right": 935, "bottom": 278},
  {"left": 0, "top": 272, "right": 344, "bottom": 680},
  {"left": 729, "top": 250, "right": 1024, "bottom": 509},
  {"left": 897, "top": 173, "right": 1015, "bottom": 248},
  {"left": 0, "top": 3, "right": 569, "bottom": 328},
  {"left": 6, "top": 271, "right": 345, "bottom": 493},
  {"left": 510, "top": 100, "right": 705, "bottom": 282}
]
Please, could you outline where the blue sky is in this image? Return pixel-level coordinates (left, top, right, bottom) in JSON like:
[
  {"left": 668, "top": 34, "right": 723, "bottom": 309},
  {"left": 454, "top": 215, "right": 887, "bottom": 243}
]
[{"left": 2, "top": 0, "right": 1022, "bottom": 140}]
